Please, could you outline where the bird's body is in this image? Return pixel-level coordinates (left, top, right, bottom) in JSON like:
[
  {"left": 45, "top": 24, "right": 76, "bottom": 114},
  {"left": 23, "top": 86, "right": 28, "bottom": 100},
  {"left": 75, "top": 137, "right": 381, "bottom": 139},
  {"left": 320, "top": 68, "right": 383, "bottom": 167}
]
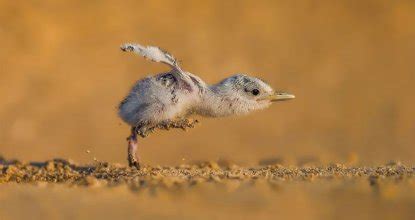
[
  {"left": 119, "top": 70, "right": 202, "bottom": 127},
  {"left": 118, "top": 43, "right": 295, "bottom": 168},
  {"left": 119, "top": 70, "right": 276, "bottom": 127}
]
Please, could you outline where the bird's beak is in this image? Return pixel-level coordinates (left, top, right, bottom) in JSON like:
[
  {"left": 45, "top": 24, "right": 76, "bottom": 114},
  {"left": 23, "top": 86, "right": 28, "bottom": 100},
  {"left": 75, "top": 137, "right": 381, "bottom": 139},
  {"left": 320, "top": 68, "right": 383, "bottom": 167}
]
[{"left": 268, "top": 91, "right": 295, "bottom": 102}]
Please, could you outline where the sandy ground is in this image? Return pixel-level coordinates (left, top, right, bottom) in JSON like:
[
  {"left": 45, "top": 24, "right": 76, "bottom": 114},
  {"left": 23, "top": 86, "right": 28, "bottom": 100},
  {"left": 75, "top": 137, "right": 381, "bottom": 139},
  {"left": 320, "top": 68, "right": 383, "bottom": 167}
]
[{"left": 1, "top": 158, "right": 415, "bottom": 220}]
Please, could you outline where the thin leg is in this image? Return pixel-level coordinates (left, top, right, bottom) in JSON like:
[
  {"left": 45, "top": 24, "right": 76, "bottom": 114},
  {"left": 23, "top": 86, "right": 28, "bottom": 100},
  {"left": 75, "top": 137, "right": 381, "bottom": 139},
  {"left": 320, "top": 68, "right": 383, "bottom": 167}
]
[
  {"left": 157, "top": 118, "right": 199, "bottom": 130},
  {"left": 126, "top": 119, "right": 198, "bottom": 168},
  {"left": 127, "top": 127, "right": 140, "bottom": 169},
  {"left": 177, "top": 118, "right": 198, "bottom": 129}
]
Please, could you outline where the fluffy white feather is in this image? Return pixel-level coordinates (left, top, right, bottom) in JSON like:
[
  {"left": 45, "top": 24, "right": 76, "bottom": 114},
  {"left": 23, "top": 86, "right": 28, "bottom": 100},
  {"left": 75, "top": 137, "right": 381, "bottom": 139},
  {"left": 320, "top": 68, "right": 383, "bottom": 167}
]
[{"left": 120, "top": 43, "right": 178, "bottom": 68}]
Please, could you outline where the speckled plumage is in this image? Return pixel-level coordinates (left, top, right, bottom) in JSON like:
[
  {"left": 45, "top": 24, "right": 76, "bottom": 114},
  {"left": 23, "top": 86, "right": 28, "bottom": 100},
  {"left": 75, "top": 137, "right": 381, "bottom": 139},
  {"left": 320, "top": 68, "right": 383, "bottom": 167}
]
[{"left": 119, "top": 43, "right": 295, "bottom": 168}]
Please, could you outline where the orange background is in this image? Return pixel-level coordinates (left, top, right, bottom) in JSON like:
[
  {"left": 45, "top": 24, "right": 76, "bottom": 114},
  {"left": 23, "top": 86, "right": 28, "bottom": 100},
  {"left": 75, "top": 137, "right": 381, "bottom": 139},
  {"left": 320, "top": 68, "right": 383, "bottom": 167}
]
[{"left": 1, "top": 0, "right": 414, "bottom": 165}]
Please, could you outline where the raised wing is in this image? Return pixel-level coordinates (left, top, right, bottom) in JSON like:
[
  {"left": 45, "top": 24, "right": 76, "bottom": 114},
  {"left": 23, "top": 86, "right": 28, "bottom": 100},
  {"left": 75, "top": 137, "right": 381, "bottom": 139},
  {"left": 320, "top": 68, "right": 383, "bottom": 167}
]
[
  {"left": 120, "top": 43, "right": 193, "bottom": 82},
  {"left": 121, "top": 43, "right": 178, "bottom": 68}
]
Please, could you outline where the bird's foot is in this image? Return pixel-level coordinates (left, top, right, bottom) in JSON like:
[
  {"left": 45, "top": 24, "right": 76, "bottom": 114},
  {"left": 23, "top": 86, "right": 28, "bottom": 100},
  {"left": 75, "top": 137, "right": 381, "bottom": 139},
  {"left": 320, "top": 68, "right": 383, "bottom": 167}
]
[
  {"left": 128, "top": 159, "right": 140, "bottom": 169},
  {"left": 127, "top": 147, "right": 140, "bottom": 169},
  {"left": 158, "top": 118, "right": 199, "bottom": 131},
  {"left": 178, "top": 118, "right": 199, "bottom": 130}
]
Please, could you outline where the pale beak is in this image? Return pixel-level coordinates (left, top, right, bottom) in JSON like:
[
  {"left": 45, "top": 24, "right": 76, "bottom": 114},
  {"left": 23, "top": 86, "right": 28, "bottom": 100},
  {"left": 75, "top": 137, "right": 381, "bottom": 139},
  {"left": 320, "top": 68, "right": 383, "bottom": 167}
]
[{"left": 269, "top": 91, "right": 295, "bottom": 102}]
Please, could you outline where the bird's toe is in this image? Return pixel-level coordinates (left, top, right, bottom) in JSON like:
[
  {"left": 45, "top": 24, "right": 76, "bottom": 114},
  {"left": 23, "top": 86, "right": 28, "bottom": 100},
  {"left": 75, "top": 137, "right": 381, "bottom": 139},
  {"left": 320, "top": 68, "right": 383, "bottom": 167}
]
[{"left": 128, "top": 160, "right": 141, "bottom": 170}]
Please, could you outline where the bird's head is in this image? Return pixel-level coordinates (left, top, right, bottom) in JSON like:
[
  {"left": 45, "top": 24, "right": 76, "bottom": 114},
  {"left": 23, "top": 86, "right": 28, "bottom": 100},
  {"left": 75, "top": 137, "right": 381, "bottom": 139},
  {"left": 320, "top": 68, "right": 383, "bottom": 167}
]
[{"left": 211, "top": 74, "right": 295, "bottom": 116}]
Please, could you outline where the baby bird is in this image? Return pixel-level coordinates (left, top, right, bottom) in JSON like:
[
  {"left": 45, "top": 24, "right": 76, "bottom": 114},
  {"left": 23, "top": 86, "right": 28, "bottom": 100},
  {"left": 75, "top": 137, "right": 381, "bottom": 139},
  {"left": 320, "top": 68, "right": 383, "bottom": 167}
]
[{"left": 119, "top": 43, "right": 295, "bottom": 168}]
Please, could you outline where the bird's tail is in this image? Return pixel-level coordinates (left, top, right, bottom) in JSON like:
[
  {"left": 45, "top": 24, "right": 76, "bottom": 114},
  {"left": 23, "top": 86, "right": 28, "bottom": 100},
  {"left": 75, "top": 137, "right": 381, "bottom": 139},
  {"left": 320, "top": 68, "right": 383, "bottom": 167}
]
[{"left": 120, "top": 43, "right": 179, "bottom": 69}]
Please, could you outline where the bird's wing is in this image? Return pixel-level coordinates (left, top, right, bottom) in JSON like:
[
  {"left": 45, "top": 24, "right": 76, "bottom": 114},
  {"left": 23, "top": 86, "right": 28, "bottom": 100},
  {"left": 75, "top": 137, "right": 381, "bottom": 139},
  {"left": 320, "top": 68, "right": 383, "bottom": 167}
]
[{"left": 121, "top": 43, "right": 192, "bottom": 82}]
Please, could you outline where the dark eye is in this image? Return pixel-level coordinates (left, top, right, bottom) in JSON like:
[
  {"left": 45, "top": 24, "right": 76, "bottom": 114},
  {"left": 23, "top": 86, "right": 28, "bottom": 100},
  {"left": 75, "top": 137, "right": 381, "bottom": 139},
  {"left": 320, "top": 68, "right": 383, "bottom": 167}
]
[{"left": 252, "top": 89, "right": 260, "bottom": 96}]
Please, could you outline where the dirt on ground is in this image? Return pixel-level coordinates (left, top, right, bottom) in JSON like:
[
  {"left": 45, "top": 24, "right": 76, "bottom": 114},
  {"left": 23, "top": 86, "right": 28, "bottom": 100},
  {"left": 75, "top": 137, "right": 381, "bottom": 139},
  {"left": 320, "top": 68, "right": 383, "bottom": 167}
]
[
  {"left": 1, "top": 157, "right": 413, "bottom": 188},
  {"left": 1, "top": 157, "right": 415, "bottom": 220}
]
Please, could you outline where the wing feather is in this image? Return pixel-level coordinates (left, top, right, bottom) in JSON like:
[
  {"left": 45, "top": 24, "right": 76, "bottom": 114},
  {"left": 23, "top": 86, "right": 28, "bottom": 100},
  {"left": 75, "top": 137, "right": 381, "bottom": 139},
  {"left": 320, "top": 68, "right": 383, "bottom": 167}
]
[
  {"left": 121, "top": 43, "right": 201, "bottom": 89},
  {"left": 121, "top": 43, "right": 178, "bottom": 69}
]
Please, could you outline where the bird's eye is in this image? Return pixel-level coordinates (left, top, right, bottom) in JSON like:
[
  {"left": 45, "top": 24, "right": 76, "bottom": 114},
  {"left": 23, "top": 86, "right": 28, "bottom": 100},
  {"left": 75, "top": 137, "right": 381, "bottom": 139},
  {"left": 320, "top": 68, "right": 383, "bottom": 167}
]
[{"left": 252, "top": 89, "right": 260, "bottom": 96}]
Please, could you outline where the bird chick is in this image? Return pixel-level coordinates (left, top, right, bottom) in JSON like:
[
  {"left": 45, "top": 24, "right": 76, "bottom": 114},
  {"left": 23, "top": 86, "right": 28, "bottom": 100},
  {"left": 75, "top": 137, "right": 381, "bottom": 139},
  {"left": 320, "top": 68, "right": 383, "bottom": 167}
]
[{"left": 119, "top": 43, "right": 295, "bottom": 168}]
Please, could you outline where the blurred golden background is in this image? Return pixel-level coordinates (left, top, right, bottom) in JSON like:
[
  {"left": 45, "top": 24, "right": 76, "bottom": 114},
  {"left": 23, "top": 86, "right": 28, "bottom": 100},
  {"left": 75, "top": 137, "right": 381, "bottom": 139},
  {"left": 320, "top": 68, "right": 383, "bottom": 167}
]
[{"left": 1, "top": 0, "right": 414, "bottom": 166}]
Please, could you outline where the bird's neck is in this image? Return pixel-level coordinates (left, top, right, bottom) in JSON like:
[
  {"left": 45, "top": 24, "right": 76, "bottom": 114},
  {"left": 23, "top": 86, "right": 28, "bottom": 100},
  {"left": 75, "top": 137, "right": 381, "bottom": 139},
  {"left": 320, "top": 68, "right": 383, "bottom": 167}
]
[{"left": 195, "top": 85, "right": 251, "bottom": 117}]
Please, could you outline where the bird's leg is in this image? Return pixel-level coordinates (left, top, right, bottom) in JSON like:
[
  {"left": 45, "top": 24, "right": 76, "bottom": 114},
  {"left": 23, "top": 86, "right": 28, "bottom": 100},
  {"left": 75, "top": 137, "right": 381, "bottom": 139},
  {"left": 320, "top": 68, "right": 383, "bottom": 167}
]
[
  {"left": 175, "top": 118, "right": 199, "bottom": 130},
  {"left": 127, "top": 127, "right": 140, "bottom": 169},
  {"left": 126, "top": 119, "right": 198, "bottom": 168},
  {"left": 157, "top": 118, "right": 199, "bottom": 131}
]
